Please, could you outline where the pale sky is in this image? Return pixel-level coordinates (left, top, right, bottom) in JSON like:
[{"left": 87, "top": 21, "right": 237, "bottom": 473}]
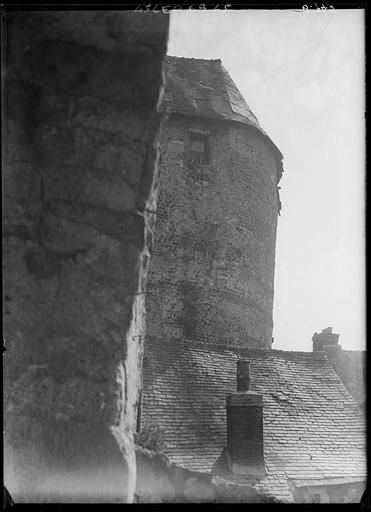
[{"left": 167, "top": 9, "right": 365, "bottom": 352}]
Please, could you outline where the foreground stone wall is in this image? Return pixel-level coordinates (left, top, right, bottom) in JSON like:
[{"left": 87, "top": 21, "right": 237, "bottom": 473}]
[
  {"left": 3, "top": 11, "right": 168, "bottom": 502},
  {"left": 146, "top": 116, "right": 279, "bottom": 348}
]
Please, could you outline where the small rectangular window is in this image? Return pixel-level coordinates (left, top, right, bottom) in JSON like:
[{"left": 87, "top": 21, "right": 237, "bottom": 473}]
[
  {"left": 190, "top": 133, "right": 209, "bottom": 164},
  {"left": 216, "top": 268, "right": 227, "bottom": 290},
  {"left": 190, "top": 140, "right": 206, "bottom": 153}
]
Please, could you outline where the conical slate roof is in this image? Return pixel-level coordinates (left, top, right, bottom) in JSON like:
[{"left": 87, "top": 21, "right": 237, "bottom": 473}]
[{"left": 161, "top": 56, "right": 283, "bottom": 176}]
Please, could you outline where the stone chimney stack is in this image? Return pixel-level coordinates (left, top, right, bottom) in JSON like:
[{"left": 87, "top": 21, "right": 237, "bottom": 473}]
[
  {"left": 312, "top": 327, "right": 342, "bottom": 357},
  {"left": 226, "top": 360, "right": 266, "bottom": 479}
]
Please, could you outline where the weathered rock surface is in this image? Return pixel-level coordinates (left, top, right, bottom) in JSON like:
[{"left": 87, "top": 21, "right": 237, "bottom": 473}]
[{"left": 3, "top": 11, "right": 168, "bottom": 502}]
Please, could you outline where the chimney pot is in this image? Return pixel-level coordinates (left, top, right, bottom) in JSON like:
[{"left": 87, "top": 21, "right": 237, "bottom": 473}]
[
  {"left": 312, "top": 327, "right": 340, "bottom": 352},
  {"left": 237, "top": 359, "right": 250, "bottom": 391}
]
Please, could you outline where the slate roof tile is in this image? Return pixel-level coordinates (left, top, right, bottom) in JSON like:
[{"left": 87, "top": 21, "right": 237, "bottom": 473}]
[{"left": 142, "top": 338, "right": 366, "bottom": 499}]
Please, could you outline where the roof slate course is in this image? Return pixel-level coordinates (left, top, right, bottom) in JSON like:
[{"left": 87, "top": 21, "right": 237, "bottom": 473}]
[
  {"left": 161, "top": 57, "right": 259, "bottom": 126},
  {"left": 142, "top": 338, "right": 366, "bottom": 501}
]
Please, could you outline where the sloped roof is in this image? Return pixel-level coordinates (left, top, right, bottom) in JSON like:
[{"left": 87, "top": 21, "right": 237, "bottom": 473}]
[
  {"left": 142, "top": 338, "right": 366, "bottom": 502},
  {"left": 161, "top": 56, "right": 283, "bottom": 178},
  {"left": 328, "top": 349, "right": 366, "bottom": 407}
]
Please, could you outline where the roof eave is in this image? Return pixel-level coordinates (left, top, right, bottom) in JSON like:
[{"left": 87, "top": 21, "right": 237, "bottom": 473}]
[
  {"left": 290, "top": 476, "right": 367, "bottom": 488},
  {"left": 160, "top": 108, "right": 284, "bottom": 183}
]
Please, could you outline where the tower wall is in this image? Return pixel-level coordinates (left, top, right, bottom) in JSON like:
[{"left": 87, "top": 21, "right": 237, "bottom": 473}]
[{"left": 146, "top": 115, "right": 279, "bottom": 349}]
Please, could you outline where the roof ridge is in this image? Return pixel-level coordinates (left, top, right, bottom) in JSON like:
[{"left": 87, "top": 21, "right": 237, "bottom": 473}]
[
  {"left": 146, "top": 336, "right": 328, "bottom": 359},
  {"left": 341, "top": 349, "right": 366, "bottom": 353},
  {"left": 166, "top": 55, "right": 222, "bottom": 63}
]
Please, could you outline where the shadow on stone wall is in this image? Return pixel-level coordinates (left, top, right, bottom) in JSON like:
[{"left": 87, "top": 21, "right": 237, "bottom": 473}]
[{"left": 3, "top": 10, "right": 169, "bottom": 503}]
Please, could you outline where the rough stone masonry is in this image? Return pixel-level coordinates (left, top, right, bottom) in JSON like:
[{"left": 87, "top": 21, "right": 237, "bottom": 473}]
[{"left": 3, "top": 11, "right": 168, "bottom": 502}]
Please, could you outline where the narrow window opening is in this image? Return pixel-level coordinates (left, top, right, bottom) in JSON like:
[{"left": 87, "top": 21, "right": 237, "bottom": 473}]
[
  {"left": 216, "top": 268, "right": 228, "bottom": 290},
  {"left": 190, "top": 133, "right": 209, "bottom": 164}
]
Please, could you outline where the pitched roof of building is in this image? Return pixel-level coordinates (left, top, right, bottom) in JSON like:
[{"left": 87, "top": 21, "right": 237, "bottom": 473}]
[
  {"left": 161, "top": 56, "right": 283, "bottom": 180},
  {"left": 327, "top": 349, "right": 366, "bottom": 408},
  {"left": 142, "top": 338, "right": 366, "bottom": 502}
]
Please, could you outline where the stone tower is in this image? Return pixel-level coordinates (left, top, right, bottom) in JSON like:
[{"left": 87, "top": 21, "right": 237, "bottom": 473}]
[{"left": 146, "top": 56, "right": 283, "bottom": 349}]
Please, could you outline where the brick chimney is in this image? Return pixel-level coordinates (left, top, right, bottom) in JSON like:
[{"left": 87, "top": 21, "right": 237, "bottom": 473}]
[
  {"left": 225, "top": 360, "right": 266, "bottom": 478},
  {"left": 312, "top": 327, "right": 342, "bottom": 357}
]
